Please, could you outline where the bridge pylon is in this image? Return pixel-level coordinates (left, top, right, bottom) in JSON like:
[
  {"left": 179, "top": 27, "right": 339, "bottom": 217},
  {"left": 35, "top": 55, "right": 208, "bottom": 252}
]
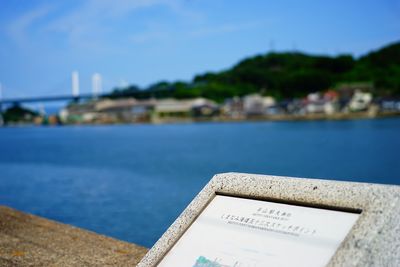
[
  {"left": 72, "top": 71, "right": 80, "bottom": 98},
  {"left": 92, "top": 73, "right": 102, "bottom": 98}
]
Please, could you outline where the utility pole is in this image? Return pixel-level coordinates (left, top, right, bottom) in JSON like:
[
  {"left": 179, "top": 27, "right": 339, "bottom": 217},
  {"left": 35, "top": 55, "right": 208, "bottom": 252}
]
[{"left": 269, "top": 39, "right": 275, "bottom": 53}]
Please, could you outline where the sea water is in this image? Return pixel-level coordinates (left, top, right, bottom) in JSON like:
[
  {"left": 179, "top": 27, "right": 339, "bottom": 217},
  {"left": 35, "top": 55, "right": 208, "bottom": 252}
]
[{"left": 0, "top": 118, "right": 399, "bottom": 247}]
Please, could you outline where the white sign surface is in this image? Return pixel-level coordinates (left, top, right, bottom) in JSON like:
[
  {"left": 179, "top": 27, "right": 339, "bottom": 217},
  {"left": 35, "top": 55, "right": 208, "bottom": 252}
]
[{"left": 158, "top": 195, "right": 360, "bottom": 267}]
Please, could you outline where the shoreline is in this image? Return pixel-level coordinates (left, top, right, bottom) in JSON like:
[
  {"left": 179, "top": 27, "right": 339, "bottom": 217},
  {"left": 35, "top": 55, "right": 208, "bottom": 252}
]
[{"left": 1, "top": 111, "right": 400, "bottom": 127}]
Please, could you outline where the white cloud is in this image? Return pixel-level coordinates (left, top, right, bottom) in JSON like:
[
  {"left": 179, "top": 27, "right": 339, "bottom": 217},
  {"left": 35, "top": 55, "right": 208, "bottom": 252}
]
[
  {"left": 43, "top": 0, "right": 200, "bottom": 47},
  {"left": 46, "top": 0, "right": 164, "bottom": 32},
  {"left": 4, "top": 0, "right": 210, "bottom": 52},
  {"left": 7, "top": 0, "right": 252, "bottom": 50},
  {"left": 5, "top": 0, "right": 200, "bottom": 49},
  {"left": 7, "top": 5, "right": 53, "bottom": 45}
]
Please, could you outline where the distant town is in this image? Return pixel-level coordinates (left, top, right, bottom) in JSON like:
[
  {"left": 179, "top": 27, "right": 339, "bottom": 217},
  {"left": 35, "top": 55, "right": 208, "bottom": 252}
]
[
  {"left": 1, "top": 81, "right": 400, "bottom": 126},
  {"left": 1, "top": 40, "right": 399, "bottom": 126}
]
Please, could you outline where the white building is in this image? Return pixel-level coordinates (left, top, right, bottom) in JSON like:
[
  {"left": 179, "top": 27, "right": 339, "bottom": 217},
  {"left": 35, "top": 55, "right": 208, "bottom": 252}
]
[
  {"left": 243, "top": 94, "right": 276, "bottom": 116},
  {"left": 349, "top": 90, "right": 372, "bottom": 111},
  {"left": 154, "top": 98, "right": 216, "bottom": 117}
]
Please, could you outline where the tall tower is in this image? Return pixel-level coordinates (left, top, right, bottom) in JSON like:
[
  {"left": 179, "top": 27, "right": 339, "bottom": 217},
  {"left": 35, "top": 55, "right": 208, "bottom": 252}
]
[
  {"left": 72, "top": 71, "right": 80, "bottom": 97},
  {"left": 92, "top": 73, "right": 102, "bottom": 97}
]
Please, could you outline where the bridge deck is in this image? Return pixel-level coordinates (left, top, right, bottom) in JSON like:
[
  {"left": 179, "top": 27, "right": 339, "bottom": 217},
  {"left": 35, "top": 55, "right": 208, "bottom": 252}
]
[{"left": 0, "top": 206, "right": 148, "bottom": 266}]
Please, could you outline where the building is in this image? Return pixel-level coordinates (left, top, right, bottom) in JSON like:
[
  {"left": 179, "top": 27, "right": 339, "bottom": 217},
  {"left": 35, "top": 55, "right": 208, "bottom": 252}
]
[
  {"left": 336, "top": 82, "right": 373, "bottom": 111},
  {"left": 380, "top": 98, "right": 400, "bottom": 112},
  {"left": 59, "top": 101, "right": 97, "bottom": 123},
  {"left": 191, "top": 98, "right": 219, "bottom": 117},
  {"left": 95, "top": 98, "right": 138, "bottom": 122},
  {"left": 154, "top": 98, "right": 194, "bottom": 118},
  {"left": 222, "top": 97, "right": 244, "bottom": 118},
  {"left": 304, "top": 91, "right": 339, "bottom": 115},
  {"left": 243, "top": 94, "right": 276, "bottom": 116},
  {"left": 154, "top": 98, "right": 216, "bottom": 119},
  {"left": 59, "top": 98, "right": 154, "bottom": 123},
  {"left": 348, "top": 90, "right": 373, "bottom": 111}
]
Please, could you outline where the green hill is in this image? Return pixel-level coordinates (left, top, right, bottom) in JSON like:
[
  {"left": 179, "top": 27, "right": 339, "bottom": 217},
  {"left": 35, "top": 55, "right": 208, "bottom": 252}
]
[{"left": 111, "top": 41, "right": 400, "bottom": 102}]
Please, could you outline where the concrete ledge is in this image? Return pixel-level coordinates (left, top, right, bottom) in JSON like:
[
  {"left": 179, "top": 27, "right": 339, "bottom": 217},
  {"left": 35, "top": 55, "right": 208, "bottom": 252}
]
[{"left": 0, "top": 206, "right": 148, "bottom": 266}]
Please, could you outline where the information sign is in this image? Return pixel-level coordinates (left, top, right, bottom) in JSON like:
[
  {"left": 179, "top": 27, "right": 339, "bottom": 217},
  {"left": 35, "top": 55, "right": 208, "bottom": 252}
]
[{"left": 158, "top": 195, "right": 360, "bottom": 267}]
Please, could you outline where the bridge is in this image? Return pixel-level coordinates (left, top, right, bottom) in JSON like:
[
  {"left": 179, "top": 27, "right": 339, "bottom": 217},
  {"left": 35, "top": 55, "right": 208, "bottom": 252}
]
[
  {"left": 0, "top": 93, "right": 103, "bottom": 105},
  {"left": 0, "top": 72, "right": 106, "bottom": 124},
  {"left": 1, "top": 71, "right": 104, "bottom": 104},
  {"left": 0, "top": 71, "right": 173, "bottom": 126}
]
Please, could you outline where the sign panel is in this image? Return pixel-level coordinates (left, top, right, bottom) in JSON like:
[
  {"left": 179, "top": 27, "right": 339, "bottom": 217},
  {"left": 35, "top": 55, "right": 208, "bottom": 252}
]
[{"left": 158, "top": 195, "right": 360, "bottom": 267}]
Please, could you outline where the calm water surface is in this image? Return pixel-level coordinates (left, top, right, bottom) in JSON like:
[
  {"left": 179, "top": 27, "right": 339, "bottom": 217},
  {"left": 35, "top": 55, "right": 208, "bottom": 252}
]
[{"left": 0, "top": 118, "right": 399, "bottom": 247}]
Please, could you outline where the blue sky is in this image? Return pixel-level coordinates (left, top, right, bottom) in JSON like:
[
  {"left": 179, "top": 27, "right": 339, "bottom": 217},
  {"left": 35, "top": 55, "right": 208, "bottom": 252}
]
[{"left": 0, "top": 0, "right": 399, "bottom": 98}]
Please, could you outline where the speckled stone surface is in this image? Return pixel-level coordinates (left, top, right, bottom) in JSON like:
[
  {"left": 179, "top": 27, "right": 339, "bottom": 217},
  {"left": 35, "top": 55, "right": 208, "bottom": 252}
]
[
  {"left": 0, "top": 205, "right": 148, "bottom": 266},
  {"left": 138, "top": 172, "right": 400, "bottom": 267}
]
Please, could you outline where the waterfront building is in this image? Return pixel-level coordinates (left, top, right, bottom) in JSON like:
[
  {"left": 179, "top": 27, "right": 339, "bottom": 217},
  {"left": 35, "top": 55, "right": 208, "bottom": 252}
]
[
  {"left": 59, "top": 101, "right": 97, "bottom": 123},
  {"left": 154, "top": 98, "right": 216, "bottom": 119},
  {"left": 243, "top": 94, "right": 276, "bottom": 116},
  {"left": 191, "top": 98, "right": 219, "bottom": 117},
  {"left": 336, "top": 82, "right": 373, "bottom": 111},
  {"left": 380, "top": 98, "right": 400, "bottom": 112},
  {"left": 348, "top": 90, "right": 373, "bottom": 111},
  {"left": 222, "top": 97, "right": 244, "bottom": 118},
  {"left": 304, "top": 91, "right": 339, "bottom": 115},
  {"left": 154, "top": 98, "right": 194, "bottom": 118}
]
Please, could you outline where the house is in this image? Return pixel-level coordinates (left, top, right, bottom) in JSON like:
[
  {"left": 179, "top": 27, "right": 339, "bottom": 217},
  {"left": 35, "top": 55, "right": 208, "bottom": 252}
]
[
  {"left": 191, "top": 98, "right": 219, "bottom": 117},
  {"left": 59, "top": 101, "right": 97, "bottom": 123},
  {"left": 243, "top": 94, "right": 276, "bottom": 116},
  {"left": 153, "top": 98, "right": 216, "bottom": 118},
  {"left": 348, "top": 90, "right": 373, "bottom": 111},
  {"left": 130, "top": 99, "right": 156, "bottom": 122},
  {"left": 222, "top": 97, "right": 244, "bottom": 118},
  {"left": 95, "top": 98, "right": 149, "bottom": 122},
  {"left": 304, "top": 91, "right": 339, "bottom": 115},
  {"left": 336, "top": 83, "right": 373, "bottom": 111},
  {"left": 378, "top": 98, "right": 400, "bottom": 112},
  {"left": 154, "top": 98, "right": 194, "bottom": 118}
]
